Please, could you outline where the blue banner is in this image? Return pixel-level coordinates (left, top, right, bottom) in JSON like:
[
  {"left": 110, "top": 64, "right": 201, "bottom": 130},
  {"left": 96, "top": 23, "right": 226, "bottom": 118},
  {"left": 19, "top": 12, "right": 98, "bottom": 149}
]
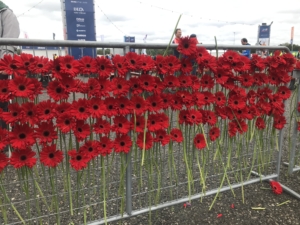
[
  {"left": 258, "top": 25, "right": 270, "bottom": 38},
  {"left": 124, "top": 36, "right": 135, "bottom": 53},
  {"left": 64, "top": 0, "right": 96, "bottom": 59}
]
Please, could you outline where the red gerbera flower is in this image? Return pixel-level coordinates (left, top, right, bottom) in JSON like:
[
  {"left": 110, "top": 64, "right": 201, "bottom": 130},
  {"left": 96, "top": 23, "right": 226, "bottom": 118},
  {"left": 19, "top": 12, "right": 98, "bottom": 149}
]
[
  {"left": 0, "top": 54, "right": 22, "bottom": 76},
  {"left": 147, "top": 113, "right": 162, "bottom": 132},
  {"left": 60, "top": 76, "right": 78, "bottom": 93},
  {"left": 10, "top": 148, "right": 37, "bottom": 169},
  {"left": 78, "top": 56, "right": 97, "bottom": 75},
  {"left": 276, "top": 86, "right": 291, "bottom": 100},
  {"left": 186, "top": 109, "right": 202, "bottom": 125},
  {"left": 9, "top": 123, "right": 35, "bottom": 150},
  {"left": 113, "top": 115, "right": 131, "bottom": 134},
  {"left": 95, "top": 56, "right": 114, "bottom": 78},
  {"left": 200, "top": 74, "right": 214, "bottom": 89},
  {"left": 55, "top": 102, "right": 71, "bottom": 116},
  {"left": 30, "top": 56, "right": 51, "bottom": 74},
  {"left": 152, "top": 77, "right": 164, "bottom": 95},
  {"left": 137, "top": 131, "right": 153, "bottom": 150},
  {"left": 209, "top": 127, "right": 220, "bottom": 141},
  {"left": 93, "top": 118, "right": 111, "bottom": 135},
  {"left": 273, "top": 115, "right": 286, "bottom": 130},
  {"left": 36, "top": 100, "right": 57, "bottom": 121},
  {"left": 170, "top": 128, "right": 183, "bottom": 143},
  {"left": 180, "top": 57, "right": 193, "bottom": 74},
  {"left": 138, "top": 74, "right": 155, "bottom": 92},
  {"left": 114, "top": 134, "right": 132, "bottom": 154},
  {"left": 131, "top": 96, "right": 147, "bottom": 115},
  {"left": 29, "top": 78, "right": 43, "bottom": 99},
  {"left": 195, "top": 47, "right": 211, "bottom": 65},
  {"left": 202, "top": 91, "right": 216, "bottom": 106},
  {"left": 114, "top": 96, "right": 132, "bottom": 116},
  {"left": 214, "top": 91, "right": 226, "bottom": 106},
  {"left": 112, "top": 77, "right": 130, "bottom": 96},
  {"left": 0, "top": 79, "right": 11, "bottom": 102},
  {"left": 160, "top": 93, "right": 174, "bottom": 109},
  {"left": 56, "top": 113, "right": 76, "bottom": 133},
  {"left": 98, "top": 136, "right": 113, "bottom": 156},
  {"left": 177, "top": 36, "right": 197, "bottom": 56},
  {"left": 73, "top": 120, "right": 90, "bottom": 141},
  {"left": 202, "top": 110, "right": 217, "bottom": 126},
  {"left": 164, "top": 55, "right": 181, "bottom": 75},
  {"left": 129, "top": 77, "right": 143, "bottom": 95},
  {"left": 47, "top": 80, "right": 69, "bottom": 101},
  {"left": 228, "top": 95, "right": 246, "bottom": 110},
  {"left": 140, "top": 55, "right": 155, "bottom": 72},
  {"left": 68, "top": 149, "right": 89, "bottom": 171},
  {"left": 40, "top": 145, "right": 63, "bottom": 168},
  {"left": 155, "top": 55, "right": 167, "bottom": 75},
  {"left": 80, "top": 140, "right": 100, "bottom": 160},
  {"left": 177, "top": 91, "right": 193, "bottom": 108},
  {"left": 164, "top": 75, "right": 180, "bottom": 88},
  {"left": 125, "top": 52, "right": 142, "bottom": 71},
  {"left": 239, "top": 74, "right": 253, "bottom": 87},
  {"left": 193, "top": 92, "right": 205, "bottom": 107},
  {"left": 59, "top": 55, "right": 80, "bottom": 77},
  {"left": 35, "top": 121, "right": 58, "bottom": 144},
  {"left": 179, "top": 110, "right": 189, "bottom": 125},
  {"left": 146, "top": 94, "right": 163, "bottom": 112},
  {"left": 0, "top": 128, "right": 9, "bottom": 151},
  {"left": 1, "top": 103, "right": 23, "bottom": 124},
  {"left": 13, "top": 53, "right": 33, "bottom": 74},
  {"left": 71, "top": 98, "right": 90, "bottom": 121},
  {"left": 9, "top": 76, "right": 35, "bottom": 98},
  {"left": 270, "top": 181, "right": 283, "bottom": 195},
  {"left": 154, "top": 129, "right": 170, "bottom": 146},
  {"left": 112, "top": 54, "right": 128, "bottom": 77},
  {"left": 0, "top": 152, "right": 8, "bottom": 172},
  {"left": 85, "top": 78, "right": 101, "bottom": 97},
  {"left": 87, "top": 98, "right": 105, "bottom": 118},
  {"left": 194, "top": 133, "right": 207, "bottom": 150},
  {"left": 131, "top": 114, "right": 146, "bottom": 133},
  {"left": 104, "top": 97, "right": 117, "bottom": 117},
  {"left": 214, "top": 68, "right": 230, "bottom": 85},
  {"left": 170, "top": 95, "right": 183, "bottom": 111},
  {"left": 19, "top": 102, "right": 38, "bottom": 125},
  {"left": 178, "top": 74, "right": 192, "bottom": 88},
  {"left": 255, "top": 117, "right": 266, "bottom": 130}
]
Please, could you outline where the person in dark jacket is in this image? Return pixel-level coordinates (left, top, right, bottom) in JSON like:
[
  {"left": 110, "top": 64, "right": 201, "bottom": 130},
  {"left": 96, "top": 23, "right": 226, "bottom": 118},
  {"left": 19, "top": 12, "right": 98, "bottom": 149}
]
[{"left": 241, "top": 38, "right": 251, "bottom": 58}]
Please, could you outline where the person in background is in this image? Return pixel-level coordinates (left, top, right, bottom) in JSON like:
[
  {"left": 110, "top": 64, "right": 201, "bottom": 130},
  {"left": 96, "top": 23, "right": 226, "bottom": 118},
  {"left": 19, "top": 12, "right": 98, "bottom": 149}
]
[
  {"left": 190, "top": 34, "right": 202, "bottom": 44},
  {"left": 172, "top": 28, "right": 182, "bottom": 58},
  {"left": 190, "top": 34, "right": 201, "bottom": 74},
  {"left": 297, "top": 49, "right": 300, "bottom": 59},
  {"left": 0, "top": 1, "right": 20, "bottom": 152},
  {"left": 241, "top": 38, "right": 251, "bottom": 58}
]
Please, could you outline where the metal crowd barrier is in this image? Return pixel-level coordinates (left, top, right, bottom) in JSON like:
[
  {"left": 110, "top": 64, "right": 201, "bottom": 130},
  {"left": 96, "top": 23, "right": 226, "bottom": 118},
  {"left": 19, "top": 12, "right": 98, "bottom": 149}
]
[{"left": 0, "top": 39, "right": 299, "bottom": 225}]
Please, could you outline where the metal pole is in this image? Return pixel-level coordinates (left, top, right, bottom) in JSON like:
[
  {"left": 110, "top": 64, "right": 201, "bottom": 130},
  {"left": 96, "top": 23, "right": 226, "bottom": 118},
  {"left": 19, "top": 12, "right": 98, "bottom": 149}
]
[{"left": 124, "top": 45, "right": 132, "bottom": 216}]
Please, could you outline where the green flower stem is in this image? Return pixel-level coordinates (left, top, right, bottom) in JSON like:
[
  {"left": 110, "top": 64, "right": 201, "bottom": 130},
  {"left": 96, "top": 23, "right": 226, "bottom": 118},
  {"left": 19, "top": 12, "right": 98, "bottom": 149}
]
[
  {"left": 209, "top": 138, "right": 232, "bottom": 210},
  {"left": 65, "top": 153, "right": 73, "bottom": 216},
  {"left": 101, "top": 156, "right": 107, "bottom": 225},
  {"left": 277, "top": 200, "right": 291, "bottom": 206},
  {"left": 200, "top": 124, "right": 209, "bottom": 150},
  {"left": 196, "top": 150, "right": 206, "bottom": 201},
  {"left": 141, "top": 111, "right": 148, "bottom": 166},
  {"left": 0, "top": 181, "right": 25, "bottom": 225},
  {"left": 182, "top": 125, "right": 192, "bottom": 202}
]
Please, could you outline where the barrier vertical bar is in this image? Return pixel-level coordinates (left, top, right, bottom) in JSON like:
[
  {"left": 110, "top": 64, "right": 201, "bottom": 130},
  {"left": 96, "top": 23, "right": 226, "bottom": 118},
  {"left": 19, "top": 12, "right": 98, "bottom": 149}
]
[
  {"left": 124, "top": 45, "right": 132, "bottom": 215},
  {"left": 288, "top": 71, "right": 300, "bottom": 174}
]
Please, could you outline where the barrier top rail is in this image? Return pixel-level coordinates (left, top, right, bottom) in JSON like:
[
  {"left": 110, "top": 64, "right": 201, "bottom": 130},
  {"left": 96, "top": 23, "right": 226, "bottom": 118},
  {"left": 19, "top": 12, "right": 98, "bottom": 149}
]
[{"left": 0, "top": 38, "right": 291, "bottom": 52}]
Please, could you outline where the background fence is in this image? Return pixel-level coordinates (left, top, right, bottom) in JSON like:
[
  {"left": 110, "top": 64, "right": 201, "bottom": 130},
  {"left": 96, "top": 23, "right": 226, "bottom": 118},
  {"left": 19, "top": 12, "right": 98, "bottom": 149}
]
[{"left": 0, "top": 39, "right": 299, "bottom": 225}]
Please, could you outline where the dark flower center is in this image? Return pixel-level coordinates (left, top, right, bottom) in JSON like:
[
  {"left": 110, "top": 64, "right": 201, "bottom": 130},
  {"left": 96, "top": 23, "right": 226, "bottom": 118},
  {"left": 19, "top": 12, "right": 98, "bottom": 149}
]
[
  {"left": 108, "top": 105, "right": 113, "bottom": 110},
  {"left": 100, "top": 125, "right": 103, "bottom": 128},
  {"left": 102, "top": 144, "right": 106, "bottom": 148},
  {"left": 120, "top": 141, "right": 125, "bottom": 146},
  {"left": 10, "top": 64, "right": 17, "bottom": 69},
  {"left": 37, "top": 64, "right": 43, "bottom": 68},
  {"left": 117, "top": 84, "right": 122, "bottom": 89},
  {"left": 45, "top": 109, "right": 50, "bottom": 114},
  {"left": 152, "top": 102, "right": 156, "bottom": 107},
  {"left": 56, "top": 87, "right": 62, "bottom": 93},
  {"left": 25, "top": 62, "right": 30, "bottom": 66},
  {"left": 65, "top": 120, "right": 70, "bottom": 125},
  {"left": 151, "top": 121, "right": 155, "bottom": 124},
  {"left": 174, "top": 134, "right": 178, "bottom": 138},
  {"left": 43, "top": 131, "right": 50, "bottom": 136},
  {"left": 86, "top": 64, "right": 91, "bottom": 68},
  {"left": 133, "top": 84, "right": 138, "bottom": 88},
  {"left": 93, "top": 105, "right": 99, "bottom": 110},
  {"left": 66, "top": 64, "right": 71, "bottom": 69},
  {"left": 120, "top": 104, "right": 125, "bottom": 108},
  {"left": 234, "top": 101, "right": 238, "bottom": 105},
  {"left": 197, "top": 140, "right": 200, "bottom": 143},
  {"left": 19, "top": 133, "right": 26, "bottom": 139},
  {"left": 100, "top": 65, "right": 105, "bottom": 70},
  {"left": 168, "top": 63, "right": 173, "bottom": 67},
  {"left": 1, "top": 88, "right": 7, "bottom": 93},
  {"left": 144, "top": 82, "right": 149, "bottom": 86},
  {"left": 79, "top": 107, "right": 85, "bottom": 113},
  {"left": 130, "top": 60, "right": 135, "bottom": 65},
  {"left": 136, "top": 104, "right": 141, "bottom": 109},
  {"left": 78, "top": 128, "right": 82, "bottom": 132},
  {"left": 49, "top": 153, "right": 54, "bottom": 158},
  {"left": 76, "top": 155, "right": 82, "bottom": 160},
  {"left": 20, "top": 155, "right": 27, "bottom": 161},
  {"left": 118, "top": 123, "right": 123, "bottom": 128},
  {"left": 13, "top": 112, "right": 18, "bottom": 117},
  {"left": 27, "top": 111, "right": 33, "bottom": 116},
  {"left": 88, "top": 147, "right": 93, "bottom": 152},
  {"left": 19, "top": 85, "right": 26, "bottom": 91}
]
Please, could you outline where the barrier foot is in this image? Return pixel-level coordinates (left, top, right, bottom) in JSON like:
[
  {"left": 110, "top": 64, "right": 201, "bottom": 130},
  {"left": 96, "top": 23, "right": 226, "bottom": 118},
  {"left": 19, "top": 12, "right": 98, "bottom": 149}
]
[{"left": 251, "top": 171, "right": 300, "bottom": 200}]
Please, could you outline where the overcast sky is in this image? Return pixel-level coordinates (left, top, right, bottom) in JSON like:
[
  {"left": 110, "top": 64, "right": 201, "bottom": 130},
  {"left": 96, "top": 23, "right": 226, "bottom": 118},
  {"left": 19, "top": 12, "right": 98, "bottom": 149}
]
[{"left": 7, "top": 0, "right": 300, "bottom": 46}]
